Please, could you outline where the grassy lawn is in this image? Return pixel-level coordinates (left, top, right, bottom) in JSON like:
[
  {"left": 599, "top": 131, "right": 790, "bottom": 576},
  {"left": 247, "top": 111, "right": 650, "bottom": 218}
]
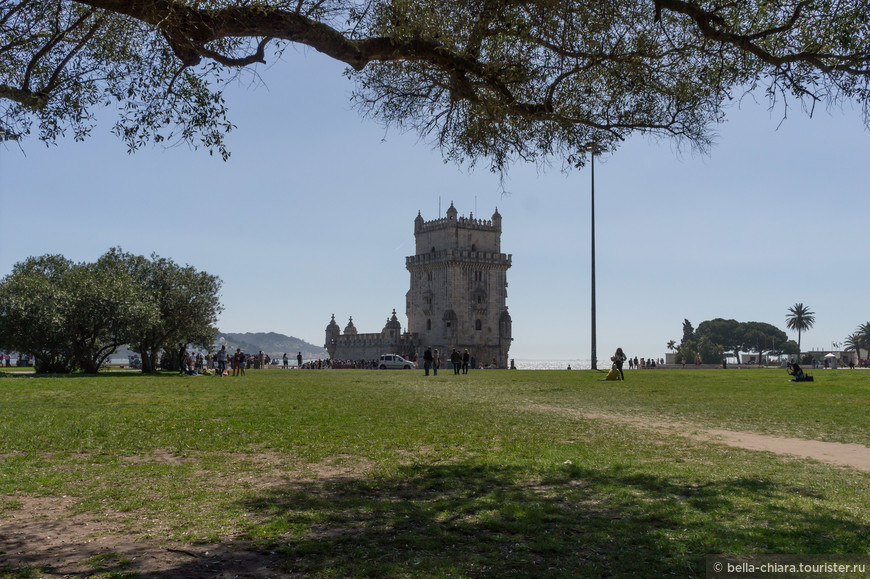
[{"left": 1, "top": 368, "right": 868, "bottom": 577}]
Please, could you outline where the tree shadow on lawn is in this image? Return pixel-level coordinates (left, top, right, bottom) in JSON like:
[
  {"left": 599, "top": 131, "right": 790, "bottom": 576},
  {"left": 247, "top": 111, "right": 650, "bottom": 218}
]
[
  {"left": 154, "top": 463, "right": 870, "bottom": 578},
  {"left": 0, "top": 370, "right": 171, "bottom": 379}
]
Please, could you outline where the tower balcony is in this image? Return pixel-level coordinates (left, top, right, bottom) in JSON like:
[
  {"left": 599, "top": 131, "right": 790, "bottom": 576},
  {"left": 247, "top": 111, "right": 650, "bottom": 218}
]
[{"left": 406, "top": 249, "right": 512, "bottom": 269}]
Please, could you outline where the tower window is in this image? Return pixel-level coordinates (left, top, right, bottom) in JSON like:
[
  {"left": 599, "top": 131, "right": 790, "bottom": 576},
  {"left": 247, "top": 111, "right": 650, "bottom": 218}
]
[
  {"left": 475, "top": 319, "right": 482, "bottom": 331},
  {"left": 427, "top": 319, "right": 432, "bottom": 330}
]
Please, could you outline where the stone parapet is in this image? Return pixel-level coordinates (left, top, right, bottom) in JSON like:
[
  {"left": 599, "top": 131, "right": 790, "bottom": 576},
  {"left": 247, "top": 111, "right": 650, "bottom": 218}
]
[
  {"left": 415, "top": 215, "right": 500, "bottom": 234},
  {"left": 407, "top": 249, "right": 511, "bottom": 268}
]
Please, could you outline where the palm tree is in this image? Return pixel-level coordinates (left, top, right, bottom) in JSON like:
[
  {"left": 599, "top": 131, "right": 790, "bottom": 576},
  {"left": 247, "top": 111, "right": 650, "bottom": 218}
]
[
  {"left": 844, "top": 332, "right": 866, "bottom": 359},
  {"left": 847, "top": 322, "right": 870, "bottom": 364},
  {"left": 785, "top": 303, "right": 815, "bottom": 356}
]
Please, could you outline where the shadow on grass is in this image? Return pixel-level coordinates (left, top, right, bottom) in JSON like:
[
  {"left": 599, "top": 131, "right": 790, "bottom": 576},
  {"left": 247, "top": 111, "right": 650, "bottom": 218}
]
[
  {"left": 145, "top": 463, "right": 870, "bottom": 578},
  {"left": 0, "top": 370, "right": 186, "bottom": 379}
]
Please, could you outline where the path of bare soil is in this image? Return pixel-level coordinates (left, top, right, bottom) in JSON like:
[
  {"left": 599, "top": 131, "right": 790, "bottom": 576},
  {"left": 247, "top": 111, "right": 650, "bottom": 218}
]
[
  {"left": 531, "top": 405, "right": 870, "bottom": 472},
  {"left": 3, "top": 412, "right": 869, "bottom": 577}
]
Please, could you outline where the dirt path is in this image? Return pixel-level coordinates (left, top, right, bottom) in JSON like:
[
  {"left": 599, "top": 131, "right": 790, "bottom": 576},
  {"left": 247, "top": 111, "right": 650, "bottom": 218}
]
[{"left": 531, "top": 405, "right": 870, "bottom": 472}]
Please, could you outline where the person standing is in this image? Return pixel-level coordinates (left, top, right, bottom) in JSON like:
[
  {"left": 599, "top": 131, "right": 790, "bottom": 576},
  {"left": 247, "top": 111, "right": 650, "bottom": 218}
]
[
  {"left": 217, "top": 345, "right": 227, "bottom": 376},
  {"left": 282, "top": 353, "right": 289, "bottom": 369},
  {"left": 423, "top": 347, "right": 433, "bottom": 376},
  {"left": 462, "top": 349, "right": 470, "bottom": 374},
  {"left": 232, "top": 348, "right": 242, "bottom": 376},
  {"left": 297, "top": 352, "right": 303, "bottom": 368},
  {"left": 433, "top": 349, "right": 440, "bottom": 375},
  {"left": 612, "top": 347, "right": 627, "bottom": 380},
  {"left": 451, "top": 348, "right": 462, "bottom": 374},
  {"left": 178, "top": 343, "right": 188, "bottom": 375}
]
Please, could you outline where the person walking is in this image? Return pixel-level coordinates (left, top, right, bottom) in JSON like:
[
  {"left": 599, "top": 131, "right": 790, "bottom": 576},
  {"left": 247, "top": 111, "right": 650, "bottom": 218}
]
[
  {"left": 433, "top": 349, "right": 440, "bottom": 375},
  {"left": 283, "top": 353, "right": 289, "bottom": 369},
  {"left": 297, "top": 352, "right": 303, "bottom": 368},
  {"left": 462, "top": 349, "right": 470, "bottom": 374}
]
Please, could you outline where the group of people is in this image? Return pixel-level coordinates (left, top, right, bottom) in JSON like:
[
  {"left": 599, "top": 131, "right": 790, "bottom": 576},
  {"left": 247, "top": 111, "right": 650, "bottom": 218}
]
[
  {"left": 0, "top": 353, "right": 19, "bottom": 366},
  {"left": 422, "top": 347, "right": 476, "bottom": 375},
  {"left": 176, "top": 345, "right": 307, "bottom": 376},
  {"left": 628, "top": 357, "right": 664, "bottom": 369},
  {"left": 279, "top": 352, "right": 305, "bottom": 369}
]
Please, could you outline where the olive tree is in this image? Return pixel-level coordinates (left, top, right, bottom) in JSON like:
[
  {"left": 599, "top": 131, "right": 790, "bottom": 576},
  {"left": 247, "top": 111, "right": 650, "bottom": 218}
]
[
  {"left": 64, "top": 254, "right": 156, "bottom": 374},
  {"left": 0, "top": 254, "right": 78, "bottom": 373},
  {"left": 0, "top": 249, "right": 220, "bottom": 374},
  {"left": 2, "top": 1, "right": 870, "bottom": 169},
  {"left": 103, "top": 248, "right": 222, "bottom": 373}
]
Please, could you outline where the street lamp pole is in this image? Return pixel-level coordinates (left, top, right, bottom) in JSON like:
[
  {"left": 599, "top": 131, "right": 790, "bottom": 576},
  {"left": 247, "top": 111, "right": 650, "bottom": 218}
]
[{"left": 587, "top": 143, "right": 598, "bottom": 371}]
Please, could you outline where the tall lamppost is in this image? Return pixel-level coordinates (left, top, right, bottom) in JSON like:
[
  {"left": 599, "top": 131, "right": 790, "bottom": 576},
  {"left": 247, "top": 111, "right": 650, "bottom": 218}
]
[{"left": 586, "top": 142, "right": 602, "bottom": 370}]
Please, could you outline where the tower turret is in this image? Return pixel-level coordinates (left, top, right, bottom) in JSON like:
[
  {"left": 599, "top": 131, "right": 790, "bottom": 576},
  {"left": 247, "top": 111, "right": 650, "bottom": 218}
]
[
  {"left": 325, "top": 314, "right": 341, "bottom": 358},
  {"left": 446, "top": 202, "right": 458, "bottom": 221},
  {"left": 344, "top": 317, "right": 358, "bottom": 336}
]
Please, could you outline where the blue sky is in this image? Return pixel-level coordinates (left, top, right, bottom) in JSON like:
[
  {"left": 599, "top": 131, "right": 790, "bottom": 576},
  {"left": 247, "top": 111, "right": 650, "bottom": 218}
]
[{"left": 1, "top": 49, "right": 868, "bottom": 364}]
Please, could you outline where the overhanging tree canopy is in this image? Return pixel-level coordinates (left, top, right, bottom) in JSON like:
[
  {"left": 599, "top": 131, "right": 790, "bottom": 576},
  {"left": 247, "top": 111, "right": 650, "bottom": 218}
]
[{"left": 2, "top": 1, "right": 870, "bottom": 168}]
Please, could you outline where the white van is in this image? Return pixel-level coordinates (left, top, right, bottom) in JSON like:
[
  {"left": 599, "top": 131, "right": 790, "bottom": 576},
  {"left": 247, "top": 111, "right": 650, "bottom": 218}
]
[{"left": 378, "top": 354, "right": 415, "bottom": 369}]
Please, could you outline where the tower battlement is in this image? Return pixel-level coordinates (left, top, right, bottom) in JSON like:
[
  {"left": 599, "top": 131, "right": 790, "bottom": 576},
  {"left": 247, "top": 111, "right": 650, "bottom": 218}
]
[{"left": 415, "top": 213, "right": 502, "bottom": 234}]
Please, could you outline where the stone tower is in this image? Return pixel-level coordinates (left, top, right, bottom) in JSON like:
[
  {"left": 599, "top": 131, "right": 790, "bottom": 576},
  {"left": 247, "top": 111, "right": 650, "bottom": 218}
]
[{"left": 405, "top": 203, "right": 512, "bottom": 368}]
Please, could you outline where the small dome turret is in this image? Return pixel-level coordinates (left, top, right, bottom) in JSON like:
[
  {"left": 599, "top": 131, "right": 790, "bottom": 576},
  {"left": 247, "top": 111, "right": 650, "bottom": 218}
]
[
  {"left": 344, "top": 316, "right": 358, "bottom": 336},
  {"left": 446, "top": 202, "right": 458, "bottom": 221},
  {"left": 384, "top": 308, "right": 402, "bottom": 331},
  {"left": 325, "top": 314, "right": 341, "bottom": 353},
  {"left": 492, "top": 207, "right": 502, "bottom": 228}
]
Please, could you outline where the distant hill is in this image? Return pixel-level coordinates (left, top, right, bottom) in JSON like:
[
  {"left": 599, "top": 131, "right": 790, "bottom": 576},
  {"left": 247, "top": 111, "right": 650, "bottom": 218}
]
[{"left": 217, "top": 332, "right": 327, "bottom": 359}]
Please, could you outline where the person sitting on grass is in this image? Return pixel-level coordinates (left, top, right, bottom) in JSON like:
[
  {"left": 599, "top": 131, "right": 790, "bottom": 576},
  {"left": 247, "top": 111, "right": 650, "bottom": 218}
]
[{"left": 788, "top": 362, "right": 812, "bottom": 382}]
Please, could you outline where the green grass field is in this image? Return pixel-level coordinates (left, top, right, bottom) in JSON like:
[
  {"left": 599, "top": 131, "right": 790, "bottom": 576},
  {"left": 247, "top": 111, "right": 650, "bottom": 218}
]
[{"left": 1, "top": 368, "right": 868, "bottom": 577}]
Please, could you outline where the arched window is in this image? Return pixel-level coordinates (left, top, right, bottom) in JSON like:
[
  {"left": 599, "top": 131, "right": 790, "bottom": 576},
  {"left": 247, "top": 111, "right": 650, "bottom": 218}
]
[
  {"left": 427, "top": 319, "right": 432, "bottom": 330},
  {"left": 475, "top": 319, "right": 482, "bottom": 331}
]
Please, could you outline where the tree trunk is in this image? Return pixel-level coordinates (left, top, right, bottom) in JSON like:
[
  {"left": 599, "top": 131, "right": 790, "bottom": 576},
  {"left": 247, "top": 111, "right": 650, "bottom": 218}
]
[
  {"left": 135, "top": 347, "right": 161, "bottom": 373},
  {"left": 139, "top": 349, "right": 155, "bottom": 373},
  {"left": 78, "top": 356, "right": 99, "bottom": 374}
]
